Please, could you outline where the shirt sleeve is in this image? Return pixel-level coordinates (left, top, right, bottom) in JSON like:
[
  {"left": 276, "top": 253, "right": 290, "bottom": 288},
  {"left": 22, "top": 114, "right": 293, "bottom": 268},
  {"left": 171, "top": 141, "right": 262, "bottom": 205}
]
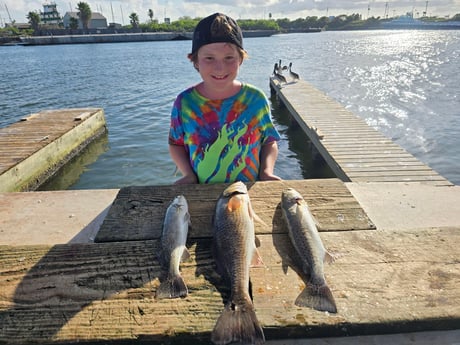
[
  {"left": 256, "top": 88, "right": 281, "bottom": 145},
  {"left": 168, "top": 95, "right": 185, "bottom": 146}
]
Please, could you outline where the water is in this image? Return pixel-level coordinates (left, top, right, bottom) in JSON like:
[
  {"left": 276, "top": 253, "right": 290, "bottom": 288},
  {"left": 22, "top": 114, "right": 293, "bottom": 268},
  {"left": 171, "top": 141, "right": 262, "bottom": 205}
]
[{"left": 1, "top": 30, "right": 459, "bottom": 188}]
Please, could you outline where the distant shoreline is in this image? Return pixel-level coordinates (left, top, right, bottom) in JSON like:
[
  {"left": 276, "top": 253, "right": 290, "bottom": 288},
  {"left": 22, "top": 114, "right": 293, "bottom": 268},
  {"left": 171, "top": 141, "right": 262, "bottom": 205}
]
[{"left": 5, "top": 30, "right": 277, "bottom": 46}]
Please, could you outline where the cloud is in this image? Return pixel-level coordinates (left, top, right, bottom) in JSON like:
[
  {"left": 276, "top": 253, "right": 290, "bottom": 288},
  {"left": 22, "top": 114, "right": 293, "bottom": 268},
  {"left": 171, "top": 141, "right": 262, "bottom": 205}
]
[{"left": 2, "top": 0, "right": 459, "bottom": 24}]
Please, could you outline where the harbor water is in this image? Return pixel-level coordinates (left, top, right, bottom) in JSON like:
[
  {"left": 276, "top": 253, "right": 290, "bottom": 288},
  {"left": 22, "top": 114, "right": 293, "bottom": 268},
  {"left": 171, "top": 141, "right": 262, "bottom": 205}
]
[{"left": 0, "top": 30, "right": 459, "bottom": 188}]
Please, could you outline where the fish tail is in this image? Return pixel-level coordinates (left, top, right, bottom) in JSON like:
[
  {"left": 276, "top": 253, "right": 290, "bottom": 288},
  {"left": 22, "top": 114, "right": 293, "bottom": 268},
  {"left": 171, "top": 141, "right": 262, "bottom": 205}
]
[
  {"left": 155, "top": 274, "right": 188, "bottom": 299},
  {"left": 211, "top": 298, "right": 265, "bottom": 345},
  {"left": 295, "top": 283, "right": 337, "bottom": 313}
]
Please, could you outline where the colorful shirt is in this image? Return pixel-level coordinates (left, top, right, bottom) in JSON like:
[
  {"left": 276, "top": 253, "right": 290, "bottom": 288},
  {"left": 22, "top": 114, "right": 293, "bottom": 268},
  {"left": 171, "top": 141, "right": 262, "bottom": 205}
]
[{"left": 169, "top": 83, "right": 281, "bottom": 183}]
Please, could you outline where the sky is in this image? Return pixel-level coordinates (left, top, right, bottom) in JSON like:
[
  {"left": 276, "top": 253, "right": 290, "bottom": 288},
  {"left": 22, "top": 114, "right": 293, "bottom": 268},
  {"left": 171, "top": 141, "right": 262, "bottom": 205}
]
[{"left": 1, "top": 0, "right": 460, "bottom": 25}]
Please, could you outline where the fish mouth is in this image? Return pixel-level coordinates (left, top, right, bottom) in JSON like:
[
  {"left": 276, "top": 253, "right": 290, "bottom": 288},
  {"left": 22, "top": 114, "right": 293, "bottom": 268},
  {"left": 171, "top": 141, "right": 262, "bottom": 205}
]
[{"left": 222, "top": 181, "right": 248, "bottom": 197}]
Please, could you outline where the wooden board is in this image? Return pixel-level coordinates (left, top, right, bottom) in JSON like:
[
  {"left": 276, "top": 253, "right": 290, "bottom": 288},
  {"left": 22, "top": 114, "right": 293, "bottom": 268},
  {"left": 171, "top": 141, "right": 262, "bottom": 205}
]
[
  {"left": 95, "top": 179, "right": 375, "bottom": 243},
  {"left": 1, "top": 227, "right": 459, "bottom": 344},
  {"left": 270, "top": 78, "right": 452, "bottom": 186}
]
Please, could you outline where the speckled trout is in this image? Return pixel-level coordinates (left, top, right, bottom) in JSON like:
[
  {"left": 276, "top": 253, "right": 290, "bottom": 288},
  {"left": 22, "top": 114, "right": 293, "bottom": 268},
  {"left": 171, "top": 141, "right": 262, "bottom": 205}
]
[
  {"left": 156, "top": 195, "right": 191, "bottom": 299},
  {"left": 211, "top": 181, "right": 265, "bottom": 345},
  {"left": 281, "top": 187, "right": 337, "bottom": 313}
]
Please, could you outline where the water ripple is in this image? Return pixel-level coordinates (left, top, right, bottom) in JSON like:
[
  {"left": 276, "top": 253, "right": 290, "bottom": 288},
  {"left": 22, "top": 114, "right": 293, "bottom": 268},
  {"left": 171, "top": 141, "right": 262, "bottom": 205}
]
[{"left": 1, "top": 31, "right": 459, "bottom": 186}]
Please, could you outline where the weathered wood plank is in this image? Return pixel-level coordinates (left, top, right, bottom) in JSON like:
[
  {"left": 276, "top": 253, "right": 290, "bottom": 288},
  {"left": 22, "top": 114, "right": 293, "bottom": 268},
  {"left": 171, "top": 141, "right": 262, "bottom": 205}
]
[
  {"left": 0, "top": 108, "right": 107, "bottom": 192},
  {"left": 1, "top": 227, "right": 458, "bottom": 344},
  {"left": 96, "top": 179, "right": 375, "bottom": 243},
  {"left": 350, "top": 175, "right": 451, "bottom": 184}
]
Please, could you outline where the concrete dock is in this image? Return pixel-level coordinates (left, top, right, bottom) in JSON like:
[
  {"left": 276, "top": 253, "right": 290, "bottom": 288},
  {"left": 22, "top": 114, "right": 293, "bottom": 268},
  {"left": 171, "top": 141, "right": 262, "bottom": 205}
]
[{"left": 1, "top": 76, "right": 459, "bottom": 344}]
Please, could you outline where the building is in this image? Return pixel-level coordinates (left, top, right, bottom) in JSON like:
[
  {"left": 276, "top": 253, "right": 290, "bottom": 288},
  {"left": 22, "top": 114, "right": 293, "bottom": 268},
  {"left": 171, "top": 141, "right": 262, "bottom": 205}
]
[
  {"left": 40, "top": 2, "right": 63, "bottom": 26},
  {"left": 63, "top": 12, "right": 108, "bottom": 29}
]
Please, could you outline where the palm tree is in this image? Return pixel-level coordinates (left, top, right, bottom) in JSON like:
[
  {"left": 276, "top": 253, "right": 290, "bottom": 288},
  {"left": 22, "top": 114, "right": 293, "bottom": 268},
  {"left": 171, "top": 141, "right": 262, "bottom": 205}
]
[
  {"left": 76, "top": 2, "right": 91, "bottom": 30},
  {"left": 27, "top": 11, "right": 40, "bottom": 32},
  {"left": 148, "top": 9, "right": 154, "bottom": 23},
  {"left": 129, "top": 12, "right": 139, "bottom": 28},
  {"left": 69, "top": 17, "right": 79, "bottom": 30}
]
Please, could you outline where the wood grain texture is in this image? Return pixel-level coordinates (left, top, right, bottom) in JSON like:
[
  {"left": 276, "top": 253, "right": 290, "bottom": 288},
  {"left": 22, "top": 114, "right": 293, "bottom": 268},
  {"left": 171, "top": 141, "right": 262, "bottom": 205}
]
[
  {"left": 96, "top": 179, "right": 375, "bottom": 243},
  {"left": 1, "top": 227, "right": 459, "bottom": 344}
]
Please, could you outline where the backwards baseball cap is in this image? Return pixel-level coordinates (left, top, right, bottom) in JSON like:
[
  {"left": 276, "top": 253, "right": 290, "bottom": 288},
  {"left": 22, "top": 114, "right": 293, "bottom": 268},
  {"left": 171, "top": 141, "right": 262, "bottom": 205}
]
[{"left": 191, "top": 13, "right": 244, "bottom": 55}]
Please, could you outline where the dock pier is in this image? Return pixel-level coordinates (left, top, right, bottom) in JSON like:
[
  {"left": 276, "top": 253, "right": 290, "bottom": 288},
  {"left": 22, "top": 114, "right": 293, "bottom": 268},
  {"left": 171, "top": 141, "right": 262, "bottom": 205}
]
[
  {"left": 0, "top": 79, "right": 459, "bottom": 344},
  {"left": 269, "top": 77, "right": 452, "bottom": 186},
  {"left": 0, "top": 108, "right": 107, "bottom": 192}
]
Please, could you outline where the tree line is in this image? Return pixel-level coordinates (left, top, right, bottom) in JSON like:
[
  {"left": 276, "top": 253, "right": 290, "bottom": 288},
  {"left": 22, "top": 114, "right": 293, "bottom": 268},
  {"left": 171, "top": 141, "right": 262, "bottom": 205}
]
[{"left": 2, "top": 0, "right": 460, "bottom": 37}]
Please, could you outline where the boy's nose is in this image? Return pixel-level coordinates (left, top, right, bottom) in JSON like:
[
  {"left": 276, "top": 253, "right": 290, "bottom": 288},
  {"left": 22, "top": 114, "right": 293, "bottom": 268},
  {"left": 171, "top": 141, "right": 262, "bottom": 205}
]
[{"left": 214, "top": 60, "right": 224, "bottom": 71}]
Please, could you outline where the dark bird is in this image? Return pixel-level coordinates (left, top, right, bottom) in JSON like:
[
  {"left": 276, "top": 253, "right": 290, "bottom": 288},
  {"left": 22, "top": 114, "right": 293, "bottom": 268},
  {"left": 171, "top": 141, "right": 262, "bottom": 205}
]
[
  {"left": 279, "top": 59, "right": 288, "bottom": 71},
  {"left": 273, "top": 63, "right": 287, "bottom": 83},
  {"left": 289, "top": 62, "right": 300, "bottom": 81}
]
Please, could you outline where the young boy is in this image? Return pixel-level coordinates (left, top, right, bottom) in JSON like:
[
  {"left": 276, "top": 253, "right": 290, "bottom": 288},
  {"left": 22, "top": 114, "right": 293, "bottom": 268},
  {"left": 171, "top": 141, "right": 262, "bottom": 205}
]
[{"left": 169, "top": 12, "right": 281, "bottom": 184}]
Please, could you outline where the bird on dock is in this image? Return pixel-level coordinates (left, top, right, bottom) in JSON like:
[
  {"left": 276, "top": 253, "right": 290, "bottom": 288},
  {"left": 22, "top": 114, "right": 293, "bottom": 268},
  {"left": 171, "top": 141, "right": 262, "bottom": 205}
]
[
  {"left": 289, "top": 62, "right": 300, "bottom": 81},
  {"left": 273, "top": 63, "right": 287, "bottom": 83},
  {"left": 278, "top": 59, "right": 288, "bottom": 73}
]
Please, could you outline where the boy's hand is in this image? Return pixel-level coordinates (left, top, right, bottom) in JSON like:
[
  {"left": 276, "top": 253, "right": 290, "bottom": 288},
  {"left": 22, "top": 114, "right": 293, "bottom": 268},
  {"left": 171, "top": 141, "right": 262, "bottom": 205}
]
[
  {"left": 259, "top": 171, "right": 282, "bottom": 181},
  {"left": 174, "top": 174, "right": 198, "bottom": 185}
]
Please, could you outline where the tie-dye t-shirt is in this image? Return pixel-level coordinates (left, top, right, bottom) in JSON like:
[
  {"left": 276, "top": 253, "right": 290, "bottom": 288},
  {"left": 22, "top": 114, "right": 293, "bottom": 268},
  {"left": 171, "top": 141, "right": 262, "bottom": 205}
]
[{"left": 169, "top": 83, "right": 281, "bottom": 183}]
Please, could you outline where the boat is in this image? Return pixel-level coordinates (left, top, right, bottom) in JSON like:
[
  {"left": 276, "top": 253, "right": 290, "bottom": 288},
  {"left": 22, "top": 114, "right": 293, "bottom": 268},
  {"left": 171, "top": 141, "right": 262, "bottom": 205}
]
[{"left": 381, "top": 15, "right": 460, "bottom": 30}]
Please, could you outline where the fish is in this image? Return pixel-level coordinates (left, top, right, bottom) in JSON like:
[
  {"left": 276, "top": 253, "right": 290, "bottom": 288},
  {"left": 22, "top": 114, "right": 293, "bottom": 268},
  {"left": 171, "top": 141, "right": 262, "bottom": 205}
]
[
  {"left": 211, "top": 181, "right": 265, "bottom": 345},
  {"left": 281, "top": 187, "right": 337, "bottom": 313},
  {"left": 155, "top": 195, "right": 191, "bottom": 299}
]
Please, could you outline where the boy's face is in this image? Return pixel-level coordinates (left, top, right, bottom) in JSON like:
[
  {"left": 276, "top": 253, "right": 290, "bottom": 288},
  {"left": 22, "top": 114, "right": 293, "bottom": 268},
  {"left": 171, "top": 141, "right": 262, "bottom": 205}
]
[{"left": 196, "top": 42, "right": 242, "bottom": 91}]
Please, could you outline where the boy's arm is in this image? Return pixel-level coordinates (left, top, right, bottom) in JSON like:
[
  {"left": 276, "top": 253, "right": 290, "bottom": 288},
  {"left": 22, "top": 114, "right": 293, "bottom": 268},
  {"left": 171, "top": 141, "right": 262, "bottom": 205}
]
[
  {"left": 169, "top": 144, "right": 198, "bottom": 184},
  {"left": 259, "top": 141, "right": 281, "bottom": 181}
]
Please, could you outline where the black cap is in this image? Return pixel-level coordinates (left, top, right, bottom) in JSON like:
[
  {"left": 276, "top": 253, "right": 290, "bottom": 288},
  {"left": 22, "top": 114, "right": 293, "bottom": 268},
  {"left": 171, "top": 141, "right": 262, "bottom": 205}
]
[{"left": 191, "top": 13, "right": 244, "bottom": 54}]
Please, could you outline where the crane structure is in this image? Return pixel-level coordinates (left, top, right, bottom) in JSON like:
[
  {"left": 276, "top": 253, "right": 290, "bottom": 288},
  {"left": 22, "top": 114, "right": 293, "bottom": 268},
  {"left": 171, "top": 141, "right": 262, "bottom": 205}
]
[{"left": 4, "top": 3, "right": 14, "bottom": 24}]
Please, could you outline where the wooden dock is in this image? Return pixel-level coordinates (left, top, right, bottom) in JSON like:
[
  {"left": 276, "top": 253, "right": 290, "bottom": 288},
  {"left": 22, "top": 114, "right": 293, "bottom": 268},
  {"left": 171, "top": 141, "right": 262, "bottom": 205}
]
[
  {"left": 270, "top": 77, "right": 452, "bottom": 186},
  {"left": 1, "top": 179, "right": 459, "bottom": 344},
  {"left": 1, "top": 79, "right": 458, "bottom": 344},
  {"left": 0, "top": 108, "right": 107, "bottom": 192}
]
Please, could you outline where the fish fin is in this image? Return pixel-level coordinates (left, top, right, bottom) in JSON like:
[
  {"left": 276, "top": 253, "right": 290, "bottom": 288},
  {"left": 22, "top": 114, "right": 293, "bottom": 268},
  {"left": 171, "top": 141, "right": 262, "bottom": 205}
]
[
  {"left": 295, "top": 284, "right": 337, "bottom": 313},
  {"left": 324, "top": 250, "right": 340, "bottom": 264},
  {"left": 185, "top": 211, "right": 192, "bottom": 227},
  {"left": 255, "top": 235, "right": 261, "bottom": 248},
  {"left": 155, "top": 274, "right": 188, "bottom": 299},
  {"left": 181, "top": 247, "right": 192, "bottom": 262},
  {"left": 252, "top": 212, "right": 268, "bottom": 227},
  {"left": 282, "top": 262, "right": 289, "bottom": 274},
  {"left": 211, "top": 298, "right": 265, "bottom": 345},
  {"left": 250, "top": 247, "right": 265, "bottom": 268},
  {"left": 312, "top": 214, "right": 321, "bottom": 230},
  {"left": 247, "top": 198, "right": 268, "bottom": 227}
]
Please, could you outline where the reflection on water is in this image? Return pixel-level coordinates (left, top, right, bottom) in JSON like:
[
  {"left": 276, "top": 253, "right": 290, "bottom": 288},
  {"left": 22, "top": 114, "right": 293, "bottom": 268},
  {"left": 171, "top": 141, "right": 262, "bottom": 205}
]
[{"left": 37, "top": 132, "right": 109, "bottom": 190}]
